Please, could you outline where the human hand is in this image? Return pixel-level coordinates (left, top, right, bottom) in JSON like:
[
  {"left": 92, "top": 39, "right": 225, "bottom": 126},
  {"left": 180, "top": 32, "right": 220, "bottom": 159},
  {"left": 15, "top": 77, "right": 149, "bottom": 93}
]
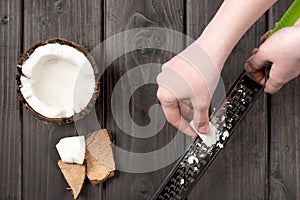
[
  {"left": 245, "top": 18, "right": 300, "bottom": 94},
  {"left": 156, "top": 0, "right": 275, "bottom": 137},
  {"left": 156, "top": 42, "right": 221, "bottom": 137}
]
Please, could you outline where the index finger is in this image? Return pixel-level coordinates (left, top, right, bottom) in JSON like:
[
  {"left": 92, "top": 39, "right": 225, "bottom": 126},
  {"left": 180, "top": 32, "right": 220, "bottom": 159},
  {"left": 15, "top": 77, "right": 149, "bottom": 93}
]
[{"left": 157, "top": 87, "right": 197, "bottom": 137}]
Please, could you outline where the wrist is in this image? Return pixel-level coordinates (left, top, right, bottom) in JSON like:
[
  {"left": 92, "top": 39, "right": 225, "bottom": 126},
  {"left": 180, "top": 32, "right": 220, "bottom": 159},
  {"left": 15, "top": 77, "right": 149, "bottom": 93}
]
[
  {"left": 195, "top": 36, "right": 226, "bottom": 72},
  {"left": 194, "top": 0, "right": 276, "bottom": 72}
]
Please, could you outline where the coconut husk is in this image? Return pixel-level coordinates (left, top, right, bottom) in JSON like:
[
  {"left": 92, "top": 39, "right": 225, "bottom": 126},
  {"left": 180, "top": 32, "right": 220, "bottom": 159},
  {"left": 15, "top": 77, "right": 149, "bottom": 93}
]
[
  {"left": 57, "top": 160, "right": 86, "bottom": 199},
  {"left": 16, "top": 38, "right": 100, "bottom": 124},
  {"left": 85, "top": 129, "right": 115, "bottom": 185}
]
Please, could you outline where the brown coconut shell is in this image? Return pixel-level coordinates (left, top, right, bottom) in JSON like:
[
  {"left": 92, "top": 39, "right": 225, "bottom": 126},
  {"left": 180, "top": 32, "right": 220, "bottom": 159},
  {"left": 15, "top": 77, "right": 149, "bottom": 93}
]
[
  {"left": 16, "top": 38, "right": 100, "bottom": 124},
  {"left": 85, "top": 129, "right": 115, "bottom": 185},
  {"left": 57, "top": 160, "right": 86, "bottom": 199}
]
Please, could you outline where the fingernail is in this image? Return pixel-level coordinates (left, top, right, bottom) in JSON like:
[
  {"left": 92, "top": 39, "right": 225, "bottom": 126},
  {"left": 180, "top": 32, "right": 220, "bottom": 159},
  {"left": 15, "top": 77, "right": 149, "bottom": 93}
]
[
  {"left": 198, "top": 125, "right": 208, "bottom": 134},
  {"left": 251, "top": 48, "right": 258, "bottom": 55}
]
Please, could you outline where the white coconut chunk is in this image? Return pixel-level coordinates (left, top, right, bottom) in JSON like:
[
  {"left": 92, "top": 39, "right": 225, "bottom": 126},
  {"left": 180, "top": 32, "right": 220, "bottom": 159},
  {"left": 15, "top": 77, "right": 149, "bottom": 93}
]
[
  {"left": 56, "top": 136, "right": 86, "bottom": 164},
  {"left": 180, "top": 179, "right": 185, "bottom": 185},
  {"left": 20, "top": 43, "right": 95, "bottom": 118},
  {"left": 217, "top": 142, "right": 224, "bottom": 149},
  {"left": 187, "top": 155, "right": 199, "bottom": 164},
  {"left": 222, "top": 130, "right": 230, "bottom": 141},
  {"left": 190, "top": 121, "right": 218, "bottom": 146}
]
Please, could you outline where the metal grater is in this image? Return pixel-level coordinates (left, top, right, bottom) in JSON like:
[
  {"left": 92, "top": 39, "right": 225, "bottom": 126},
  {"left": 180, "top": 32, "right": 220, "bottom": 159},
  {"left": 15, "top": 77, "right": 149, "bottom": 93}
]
[
  {"left": 152, "top": 71, "right": 264, "bottom": 200},
  {"left": 151, "top": 0, "right": 300, "bottom": 195}
]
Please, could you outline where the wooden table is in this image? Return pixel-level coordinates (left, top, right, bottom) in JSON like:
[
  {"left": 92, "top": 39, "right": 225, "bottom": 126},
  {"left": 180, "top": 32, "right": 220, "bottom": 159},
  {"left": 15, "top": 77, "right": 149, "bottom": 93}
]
[{"left": 1, "top": 0, "right": 299, "bottom": 199}]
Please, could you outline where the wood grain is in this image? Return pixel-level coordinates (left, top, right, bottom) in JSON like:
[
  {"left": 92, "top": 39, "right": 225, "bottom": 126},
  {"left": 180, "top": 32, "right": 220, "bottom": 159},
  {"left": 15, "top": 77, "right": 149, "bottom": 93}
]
[
  {"left": 104, "top": 0, "right": 187, "bottom": 199},
  {"left": 1, "top": 0, "right": 300, "bottom": 199},
  {"left": 187, "top": 0, "right": 269, "bottom": 199},
  {"left": 268, "top": 0, "right": 300, "bottom": 199},
  {"left": 0, "top": 0, "right": 22, "bottom": 199},
  {"left": 22, "top": 0, "right": 103, "bottom": 199}
]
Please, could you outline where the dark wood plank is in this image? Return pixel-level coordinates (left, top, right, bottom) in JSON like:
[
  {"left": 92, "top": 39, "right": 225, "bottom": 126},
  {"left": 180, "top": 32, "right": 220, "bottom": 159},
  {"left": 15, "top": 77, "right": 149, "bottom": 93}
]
[
  {"left": 22, "top": 0, "right": 103, "bottom": 199},
  {"left": 187, "top": 0, "right": 268, "bottom": 199},
  {"left": 0, "top": 0, "right": 22, "bottom": 199},
  {"left": 104, "top": 0, "right": 187, "bottom": 199},
  {"left": 268, "top": 0, "right": 300, "bottom": 199}
]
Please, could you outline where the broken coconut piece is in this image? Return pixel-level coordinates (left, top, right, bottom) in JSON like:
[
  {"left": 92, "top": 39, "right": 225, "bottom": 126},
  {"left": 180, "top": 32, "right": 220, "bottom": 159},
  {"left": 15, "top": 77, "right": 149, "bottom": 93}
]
[
  {"left": 16, "top": 38, "right": 99, "bottom": 124},
  {"left": 190, "top": 121, "right": 218, "bottom": 147},
  {"left": 58, "top": 160, "right": 85, "bottom": 199},
  {"left": 56, "top": 136, "right": 85, "bottom": 164},
  {"left": 85, "top": 129, "right": 115, "bottom": 185}
]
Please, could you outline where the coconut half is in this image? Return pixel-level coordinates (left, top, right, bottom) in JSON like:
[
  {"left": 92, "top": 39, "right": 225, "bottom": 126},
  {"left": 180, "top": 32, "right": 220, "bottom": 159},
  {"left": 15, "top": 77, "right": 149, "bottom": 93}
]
[{"left": 17, "top": 38, "right": 99, "bottom": 124}]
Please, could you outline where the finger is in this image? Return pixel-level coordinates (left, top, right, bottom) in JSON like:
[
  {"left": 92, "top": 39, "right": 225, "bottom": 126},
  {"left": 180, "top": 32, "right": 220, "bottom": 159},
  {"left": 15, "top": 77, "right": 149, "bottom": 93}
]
[
  {"left": 252, "top": 70, "right": 266, "bottom": 85},
  {"left": 245, "top": 46, "right": 269, "bottom": 73},
  {"left": 194, "top": 106, "right": 210, "bottom": 134},
  {"left": 260, "top": 30, "right": 272, "bottom": 43},
  {"left": 161, "top": 104, "right": 198, "bottom": 137},
  {"left": 180, "top": 99, "right": 193, "bottom": 108},
  {"left": 252, "top": 48, "right": 258, "bottom": 55},
  {"left": 179, "top": 101, "right": 194, "bottom": 121},
  {"left": 264, "top": 66, "right": 284, "bottom": 94},
  {"left": 157, "top": 87, "right": 197, "bottom": 137},
  {"left": 265, "top": 78, "right": 283, "bottom": 94},
  {"left": 197, "top": 109, "right": 209, "bottom": 134},
  {"left": 191, "top": 98, "right": 210, "bottom": 134}
]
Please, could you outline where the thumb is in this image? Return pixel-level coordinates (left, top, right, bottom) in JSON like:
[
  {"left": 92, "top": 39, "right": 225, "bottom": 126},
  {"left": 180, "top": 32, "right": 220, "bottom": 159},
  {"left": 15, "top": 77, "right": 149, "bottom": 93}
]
[{"left": 192, "top": 101, "right": 210, "bottom": 134}]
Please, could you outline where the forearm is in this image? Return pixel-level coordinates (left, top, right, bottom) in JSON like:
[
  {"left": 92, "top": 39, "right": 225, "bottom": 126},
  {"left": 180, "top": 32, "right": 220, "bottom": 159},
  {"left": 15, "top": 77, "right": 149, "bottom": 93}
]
[{"left": 197, "top": 0, "right": 277, "bottom": 70}]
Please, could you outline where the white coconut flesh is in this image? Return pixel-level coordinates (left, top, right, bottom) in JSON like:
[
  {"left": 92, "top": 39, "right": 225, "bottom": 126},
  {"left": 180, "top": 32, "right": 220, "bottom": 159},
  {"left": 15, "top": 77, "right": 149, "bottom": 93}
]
[
  {"left": 20, "top": 43, "right": 95, "bottom": 119},
  {"left": 189, "top": 121, "right": 218, "bottom": 146},
  {"left": 56, "top": 136, "right": 86, "bottom": 164}
]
